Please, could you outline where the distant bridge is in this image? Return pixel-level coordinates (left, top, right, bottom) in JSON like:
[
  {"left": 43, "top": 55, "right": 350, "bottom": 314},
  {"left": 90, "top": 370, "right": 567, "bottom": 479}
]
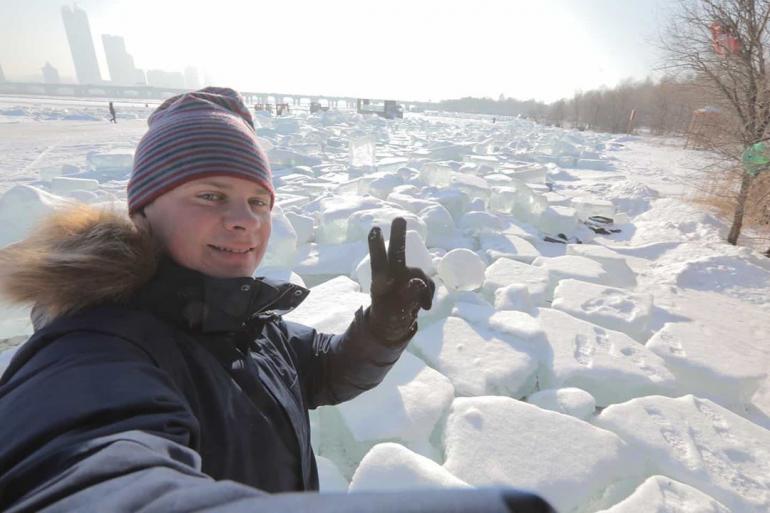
[{"left": 0, "top": 81, "right": 433, "bottom": 111}]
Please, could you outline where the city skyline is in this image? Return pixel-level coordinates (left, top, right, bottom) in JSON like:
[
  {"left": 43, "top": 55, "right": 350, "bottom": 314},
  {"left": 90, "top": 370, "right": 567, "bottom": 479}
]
[
  {"left": 2, "top": 3, "right": 201, "bottom": 91},
  {"left": 0, "top": 0, "right": 676, "bottom": 102}
]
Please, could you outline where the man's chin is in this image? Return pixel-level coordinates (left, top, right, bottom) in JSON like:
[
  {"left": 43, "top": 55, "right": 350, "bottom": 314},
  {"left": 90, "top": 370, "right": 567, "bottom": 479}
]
[
  {"left": 200, "top": 262, "right": 259, "bottom": 279},
  {"left": 200, "top": 248, "right": 262, "bottom": 278}
]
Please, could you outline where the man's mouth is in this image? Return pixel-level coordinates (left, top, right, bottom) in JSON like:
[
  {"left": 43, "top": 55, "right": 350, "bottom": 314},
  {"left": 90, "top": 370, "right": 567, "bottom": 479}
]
[{"left": 208, "top": 244, "right": 254, "bottom": 254}]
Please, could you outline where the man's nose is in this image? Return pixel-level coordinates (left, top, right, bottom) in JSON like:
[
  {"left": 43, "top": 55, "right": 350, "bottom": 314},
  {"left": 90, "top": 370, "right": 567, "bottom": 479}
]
[{"left": 224, "top": 202, "right": 261, "bottom": 231}]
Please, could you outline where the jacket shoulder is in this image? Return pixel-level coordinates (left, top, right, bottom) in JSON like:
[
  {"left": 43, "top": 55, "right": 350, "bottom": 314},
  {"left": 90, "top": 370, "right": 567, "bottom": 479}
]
[{"left": 1, "top": 305, "right": 180, "bottom": 384}]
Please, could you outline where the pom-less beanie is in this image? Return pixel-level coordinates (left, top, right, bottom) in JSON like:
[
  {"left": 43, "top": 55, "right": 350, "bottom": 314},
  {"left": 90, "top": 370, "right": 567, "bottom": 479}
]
[{"left": 127, "top": 87, "right": 274, "bottom": 215}]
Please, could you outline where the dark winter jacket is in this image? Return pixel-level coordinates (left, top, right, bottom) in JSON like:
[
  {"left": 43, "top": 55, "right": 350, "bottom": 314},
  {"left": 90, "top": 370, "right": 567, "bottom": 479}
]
[{"left": 0, "top": 207, "right": 553, "bottom": 513}]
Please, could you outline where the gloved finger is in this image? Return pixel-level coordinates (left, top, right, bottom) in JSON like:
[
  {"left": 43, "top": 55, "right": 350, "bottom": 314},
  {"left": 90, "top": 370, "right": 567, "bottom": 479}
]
[
  {"left": 368, "top": 226, "right": 388, "bottom": 292},
  {"left": 422, "top": 275, "right": 435, "bottom": 310},
  {"left": 404, "top": 268, "right": 434, "bottom": 310},
  {"left": 387, "top": 217, "right": 407, "bottom": 277},
  {"left": 401, "top": 277, "right": 429, "bottom": 310}
]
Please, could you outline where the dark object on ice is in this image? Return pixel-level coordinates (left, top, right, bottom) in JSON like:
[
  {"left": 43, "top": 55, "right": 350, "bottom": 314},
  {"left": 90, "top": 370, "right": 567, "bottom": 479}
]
[
  {"left": 255, "top": 102, "right": 272, "bottom": 114},
  {"left": 543, "top": 232, "right": 582, "bottom": 244},
  {"left": 276, "top": 103, "right": 290, "bottom": 116},
  {"left": 585, "top": 215, "right": 621, "bottom": 235},
  {"left": 543, "top": 235, "right": 567, "bottom": 244},
  {"left": 357, "top": 98, "right": 404, "bottom": 119},
  {"left": 108, "top": 101, "right": 116, "bottom": 123},
  {"left": 309, "top": 101, "right": 329, "bottom": 114},
  {"left": 253, "top": 103, "right": 291, "bottom": 116}
]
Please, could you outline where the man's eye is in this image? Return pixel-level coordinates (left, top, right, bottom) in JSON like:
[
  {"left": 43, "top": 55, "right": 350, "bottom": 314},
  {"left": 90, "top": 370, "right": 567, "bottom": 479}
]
[
  {"left": 250, "top": 198, "right": 268, "bottom": 208},
  {"left": 198, "top": 193, "right": 223, "bottom": 201}
]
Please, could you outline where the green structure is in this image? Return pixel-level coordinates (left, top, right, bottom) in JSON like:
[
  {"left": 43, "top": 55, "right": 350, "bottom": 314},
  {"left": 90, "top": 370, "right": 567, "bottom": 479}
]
[{"left": 741, "top": 141, "right": 770, "bottom": 176}]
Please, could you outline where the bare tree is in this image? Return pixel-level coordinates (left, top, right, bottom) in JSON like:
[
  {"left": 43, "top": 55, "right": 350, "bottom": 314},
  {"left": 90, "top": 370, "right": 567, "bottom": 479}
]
[
  {"left": 547, "top": 99, "right": 566, "bottom": 126},
  {"left": 661, "top": 0, "right": 770, "bottom": 245},
  {"left": 554, "top": 75, "right": 701, "bottom": 135}
]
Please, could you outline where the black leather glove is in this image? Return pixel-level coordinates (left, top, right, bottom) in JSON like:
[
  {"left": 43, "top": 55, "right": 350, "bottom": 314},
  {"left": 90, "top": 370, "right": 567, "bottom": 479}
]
[{"left": 367, "top": 217, "right": 436, "bottom": 345}]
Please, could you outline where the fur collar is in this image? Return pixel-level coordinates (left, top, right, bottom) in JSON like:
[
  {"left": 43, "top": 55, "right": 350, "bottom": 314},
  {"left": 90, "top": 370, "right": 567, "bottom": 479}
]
[{"left": 0, "top": 205, "right": 159, "bottom": 322}]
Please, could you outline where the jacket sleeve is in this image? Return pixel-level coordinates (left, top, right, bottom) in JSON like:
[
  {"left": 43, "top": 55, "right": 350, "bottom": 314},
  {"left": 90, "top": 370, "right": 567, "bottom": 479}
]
[
  {"left": 278, "top": 307, "right": 411, "bottom": 408},
  {"left": 6, "top": 430, "right": 551, "bottom": 513},
  {"left": 4, "top": 428, "right": 551, "bottom": 513}
]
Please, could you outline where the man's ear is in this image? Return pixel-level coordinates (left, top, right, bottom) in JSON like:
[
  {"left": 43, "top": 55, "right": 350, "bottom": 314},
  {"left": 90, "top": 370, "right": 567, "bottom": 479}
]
[{"left": 131, "top": 208, "right": 151, "bottom": 232}]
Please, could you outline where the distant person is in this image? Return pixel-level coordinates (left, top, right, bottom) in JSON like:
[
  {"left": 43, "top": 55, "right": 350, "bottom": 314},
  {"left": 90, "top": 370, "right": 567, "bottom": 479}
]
[
  {"left": 108, "top": 101, "right": 117, "bottom": 123},
  {"left": 492, "top": 117, "right": 496, "bottom": 124},
  {"left": 0, "top": 87, "right": 550, "bottom": 512}
]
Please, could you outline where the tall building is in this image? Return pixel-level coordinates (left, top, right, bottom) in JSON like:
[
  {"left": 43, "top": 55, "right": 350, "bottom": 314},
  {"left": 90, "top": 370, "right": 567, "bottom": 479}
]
[
  {"left": 146, "top": 69, "right": 185, "bottom": 89},
  {"left": 134, "top": 68, "right": 147, "bottom": 86},
  {"left": 102, "top": 35, "right": 140, "bottom": 85},
  {"left": 42, "top": 62, "right": 61, "bottom": 84},
  {"left": 61, "top": 5, "right": 102, "bottom": 84}
]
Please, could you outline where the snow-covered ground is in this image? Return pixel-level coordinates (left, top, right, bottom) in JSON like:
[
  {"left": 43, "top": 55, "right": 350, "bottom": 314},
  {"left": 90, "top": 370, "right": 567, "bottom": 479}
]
[{"left": 1, "top": 94, "right": 768, "bottom": 512}]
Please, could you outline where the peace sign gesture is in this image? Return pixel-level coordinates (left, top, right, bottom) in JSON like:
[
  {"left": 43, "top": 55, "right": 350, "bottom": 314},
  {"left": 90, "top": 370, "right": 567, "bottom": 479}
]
[{"left": 367, "top": 217, "right": 435, "bottom": 345}]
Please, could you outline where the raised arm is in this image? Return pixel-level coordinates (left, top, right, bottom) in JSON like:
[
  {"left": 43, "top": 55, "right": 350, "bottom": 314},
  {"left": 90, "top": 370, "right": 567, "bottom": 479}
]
[{"left": 282, "top": 218, "right": 436, "bottom": 408}]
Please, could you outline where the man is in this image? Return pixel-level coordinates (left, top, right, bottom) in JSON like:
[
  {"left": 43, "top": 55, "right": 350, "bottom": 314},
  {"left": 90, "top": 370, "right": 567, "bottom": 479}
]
[
  {"left": 109, "top": 101, "right": 117, "bottom": 123},
  {"left": 0, "top": 88, "right": 551, "bottom": 513}
]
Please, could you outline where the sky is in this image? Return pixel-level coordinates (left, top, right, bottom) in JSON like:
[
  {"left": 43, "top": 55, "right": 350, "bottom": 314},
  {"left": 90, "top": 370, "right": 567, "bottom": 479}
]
[{"left": 0, "top": 0, "right": 678, "bottom": 103}]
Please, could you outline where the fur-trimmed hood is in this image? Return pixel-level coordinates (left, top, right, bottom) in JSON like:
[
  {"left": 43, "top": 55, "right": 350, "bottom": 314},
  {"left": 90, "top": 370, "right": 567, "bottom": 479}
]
[
  {"left": 0, "top": 206, "right": 159, "bottom": 322},
  {"left": 0, "top": 205, "right": 310, "bottom": 331}
]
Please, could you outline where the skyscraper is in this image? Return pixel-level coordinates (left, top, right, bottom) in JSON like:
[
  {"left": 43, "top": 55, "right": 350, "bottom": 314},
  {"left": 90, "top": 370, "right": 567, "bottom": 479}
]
[
  {"left": 61, "top": 5, "right": 102, "bottom": 84},
  {"left": 134, "top": 68, "right": 147, "bottom": 86},
  {"left": 102, "top": 35, "right": 139, "bottom": 85},
  {"left": 146, "top": 70, "right": 185, "bottom": 89},
  {"left": 42, "top": 62, "right": 61, "bottom": 84}
]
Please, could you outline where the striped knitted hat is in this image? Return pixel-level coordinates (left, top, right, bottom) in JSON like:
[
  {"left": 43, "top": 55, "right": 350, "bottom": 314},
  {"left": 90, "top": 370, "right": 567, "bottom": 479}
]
[{"left": 128, "top": 87, "right": 273, "bottom": 215}]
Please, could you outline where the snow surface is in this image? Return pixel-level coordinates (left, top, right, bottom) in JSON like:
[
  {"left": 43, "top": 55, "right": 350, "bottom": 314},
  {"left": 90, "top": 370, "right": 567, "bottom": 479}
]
[
  {"left": 410, "top": 316, "right": 537, "bottom": 397},
  {"left": 535, "top": 307, "right": 678, "bottom": 406},
  {"left": 1, "top": 98, "right": 768, "bottom": 512},
  {"left": 527, "top": 387, "right": 597, "bottom": 421},
  {"left": 595, "top": 395, "right": 770, "bottom": 512},
  {"left": 437, "top": 248, "right": 486, "bottom": 292},
  {"left": 349, "top": 442, "right": 470, "bottom": 491},
  {"left": 594, "top": 475, "right": 731, "bottom": 513},
  {"left": 552, "top": 279, "right": 654, "bottom": 342},
  {"left": 442, "top": 396, "right": 637, "bottom": 513}
]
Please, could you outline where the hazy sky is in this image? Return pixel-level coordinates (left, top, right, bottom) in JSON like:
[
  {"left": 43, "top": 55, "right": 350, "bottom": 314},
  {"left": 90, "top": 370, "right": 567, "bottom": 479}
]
[{"left": 0, "top": 0, "right": 677, "bottom": 102}]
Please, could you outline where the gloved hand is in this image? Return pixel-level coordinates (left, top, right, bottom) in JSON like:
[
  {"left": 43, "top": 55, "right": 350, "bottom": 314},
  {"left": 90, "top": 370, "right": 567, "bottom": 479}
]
[{"left": 367, "top": 217, "right": 436, "bottom": 345}]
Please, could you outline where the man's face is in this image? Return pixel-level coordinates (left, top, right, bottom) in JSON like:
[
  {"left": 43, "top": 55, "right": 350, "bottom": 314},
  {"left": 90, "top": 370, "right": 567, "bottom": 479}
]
[{"left": 142, "top": 176, "right": 272, "bottom": 278}]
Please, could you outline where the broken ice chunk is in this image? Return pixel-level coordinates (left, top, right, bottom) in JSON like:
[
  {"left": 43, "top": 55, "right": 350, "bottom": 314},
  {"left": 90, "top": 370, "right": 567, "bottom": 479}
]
[{"left": 349, "top": 135, "right": 376, "bottom": 167}]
